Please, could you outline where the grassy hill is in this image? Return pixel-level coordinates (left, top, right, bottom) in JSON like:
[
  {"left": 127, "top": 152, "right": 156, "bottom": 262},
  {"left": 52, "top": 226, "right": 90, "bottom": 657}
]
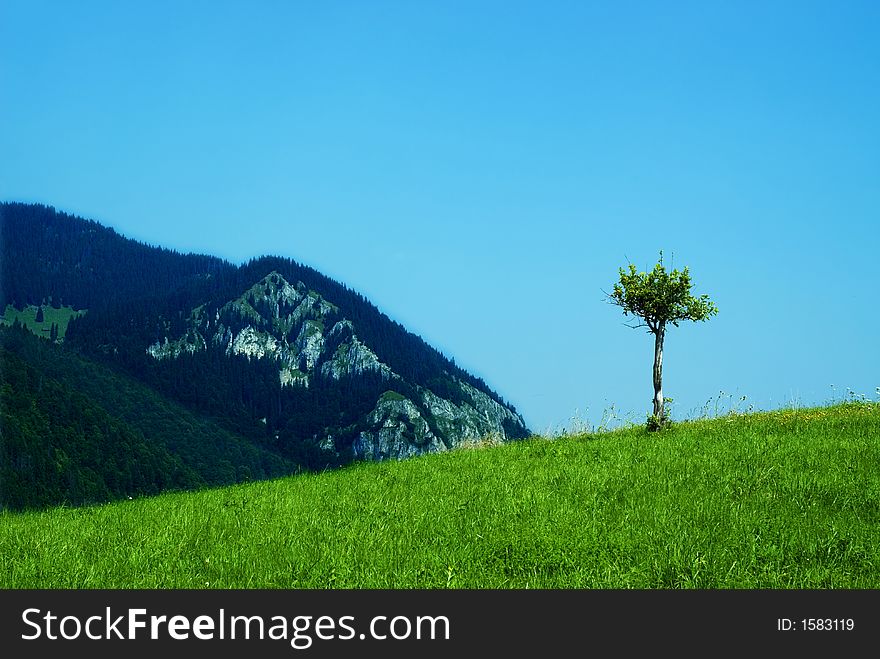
[
  {"left": 1, "top": 401, "right": 877, "bottom": 589},
  {"left": 1, "top": 304, "right": 85, "bottom": 341}
]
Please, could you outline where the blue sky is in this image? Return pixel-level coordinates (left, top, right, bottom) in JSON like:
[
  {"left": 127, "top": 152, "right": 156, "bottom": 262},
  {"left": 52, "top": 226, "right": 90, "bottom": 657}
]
[{"left": 2, "top": 1, "right": 878, "bottom": 433}]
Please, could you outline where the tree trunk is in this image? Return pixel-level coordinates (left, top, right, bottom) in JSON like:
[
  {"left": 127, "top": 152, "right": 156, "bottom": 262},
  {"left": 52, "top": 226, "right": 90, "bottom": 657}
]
[{"left": 652, "top": 323, "right": 665, "bottom": 420}]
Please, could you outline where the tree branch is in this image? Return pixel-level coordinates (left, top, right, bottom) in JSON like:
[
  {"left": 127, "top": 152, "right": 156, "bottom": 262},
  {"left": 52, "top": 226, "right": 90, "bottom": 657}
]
[{"left": 622, "top": 318, "right": 651, "bottom": 332}]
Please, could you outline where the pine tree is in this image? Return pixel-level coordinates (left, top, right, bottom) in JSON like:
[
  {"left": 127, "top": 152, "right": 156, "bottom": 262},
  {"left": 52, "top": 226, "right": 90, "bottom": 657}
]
[{"left": 35, "top": 306, "right": 45, "bottom": 323}]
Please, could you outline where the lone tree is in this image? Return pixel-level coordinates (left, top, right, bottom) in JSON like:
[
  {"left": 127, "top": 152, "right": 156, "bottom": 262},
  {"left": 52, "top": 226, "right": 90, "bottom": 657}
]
[{"left": 609, "top": 252, "right": 717, "bottom": 429}]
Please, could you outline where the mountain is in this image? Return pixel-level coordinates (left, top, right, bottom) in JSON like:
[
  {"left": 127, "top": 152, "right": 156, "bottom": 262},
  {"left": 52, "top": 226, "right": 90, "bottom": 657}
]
[
  {"left": 0, "top": 202, "right": 529, "bottom": 509},
  {"left": 142, "top": 267, "right": 527, "bottom": 460}
]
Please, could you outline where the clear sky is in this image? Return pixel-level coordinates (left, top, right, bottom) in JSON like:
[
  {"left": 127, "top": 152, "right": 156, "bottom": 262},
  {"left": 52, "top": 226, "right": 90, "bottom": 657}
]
[{"left": 2, "top": 1, "right": 878, "bottom": 433}]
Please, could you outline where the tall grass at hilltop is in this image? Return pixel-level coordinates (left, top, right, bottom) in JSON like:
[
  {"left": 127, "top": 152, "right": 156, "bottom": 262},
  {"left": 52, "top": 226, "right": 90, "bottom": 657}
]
[{"left": 1, "top": 401, "right": 878, "bottom": 589}]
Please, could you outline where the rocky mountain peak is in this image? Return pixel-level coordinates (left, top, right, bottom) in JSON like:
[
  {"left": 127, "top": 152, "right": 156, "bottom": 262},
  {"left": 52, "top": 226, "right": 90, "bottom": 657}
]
[{"left": 145, "top": 269, "right": 529, "bottom": 461}]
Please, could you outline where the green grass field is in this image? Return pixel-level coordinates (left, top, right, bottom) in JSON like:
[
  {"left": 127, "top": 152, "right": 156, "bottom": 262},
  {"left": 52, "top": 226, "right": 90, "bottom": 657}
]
[
  {"left": 1, "top": 304, "right": 86, "bottom": 341},
  {"left": 1, "top": 401, "right": 877, "bottom": 589}
]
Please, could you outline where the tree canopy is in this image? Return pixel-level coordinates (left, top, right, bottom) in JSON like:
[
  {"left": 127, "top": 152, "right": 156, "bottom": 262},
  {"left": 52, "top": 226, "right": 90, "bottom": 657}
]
[{"left": 610, "top": 253, "right": 717, "bottom": 333}]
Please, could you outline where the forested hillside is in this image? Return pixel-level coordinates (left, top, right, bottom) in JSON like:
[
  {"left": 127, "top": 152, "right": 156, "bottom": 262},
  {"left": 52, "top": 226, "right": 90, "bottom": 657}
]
[
  {"left": 0, "top": 202, "right": 528, "bottom": 510},
  {"left": 0, "top": 324, "right": 296, "bottom": 510},
  {"left": 0, "top": 202, "right": 230, "bottom": 311}
]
